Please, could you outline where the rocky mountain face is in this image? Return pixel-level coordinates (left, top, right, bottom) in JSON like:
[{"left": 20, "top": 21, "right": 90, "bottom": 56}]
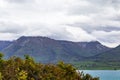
[{"left": 0, "top": 36, "right": 111, "bottom": 63}]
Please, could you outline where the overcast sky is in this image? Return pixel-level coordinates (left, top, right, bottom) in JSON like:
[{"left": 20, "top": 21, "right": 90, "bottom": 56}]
[{"left": 0, "top": 0, "right": 120, "bottom": 47}]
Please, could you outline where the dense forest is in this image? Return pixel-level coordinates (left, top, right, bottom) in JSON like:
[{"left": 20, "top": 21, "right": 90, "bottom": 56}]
[{"left": 0, "top": 53, "right": 99, "bottom": 80}]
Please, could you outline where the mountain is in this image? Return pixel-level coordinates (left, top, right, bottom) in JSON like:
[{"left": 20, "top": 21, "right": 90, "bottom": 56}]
[
  {"left": 77, "top": 41, "right": 110, "bottom": 57},
  {"left": 1, "top": 36, "right": 110, "bottom": 63},
  {"left": 94, "top": 45, "right": 120, "bottom": 62},
  {"left": 0, "top": 41, "right": 12, "bottom": 51}
]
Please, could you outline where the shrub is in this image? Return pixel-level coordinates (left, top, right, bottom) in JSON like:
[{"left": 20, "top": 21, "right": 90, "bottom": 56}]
[{"left": 0, "top": 53, "right": 99, "bottom": 80}]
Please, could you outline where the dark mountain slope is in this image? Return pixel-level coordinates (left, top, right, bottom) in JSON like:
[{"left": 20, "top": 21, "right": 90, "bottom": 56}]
[
  {"left": 77, "top": 41, "right": 110, "bottom": 57},
  {"left": 1, "top": 36, "right": 110, "bottom": 63},
  {"left": 0, "top": 41, "right": 12, "bottom": 51},
  {"left": 94, "top": 45, "right": 120, "bottom": 61}
]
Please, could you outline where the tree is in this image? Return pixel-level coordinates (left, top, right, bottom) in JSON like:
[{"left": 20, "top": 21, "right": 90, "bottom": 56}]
[
  {"left": 0, "top": 53, "right": 4, "bottom": 60},
  {"left": 0, "top": 54, "right": 99, "bottom": 80}
]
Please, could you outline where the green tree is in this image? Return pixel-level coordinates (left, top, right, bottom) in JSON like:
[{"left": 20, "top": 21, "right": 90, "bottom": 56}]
[{"left": 0, "top": 54, "right": 99, "bottom": 80}]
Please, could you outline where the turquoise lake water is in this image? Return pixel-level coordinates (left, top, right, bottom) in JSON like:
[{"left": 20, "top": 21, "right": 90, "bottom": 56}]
[{"left": 80, "top": 70, "right": 120, "bottom": 80}]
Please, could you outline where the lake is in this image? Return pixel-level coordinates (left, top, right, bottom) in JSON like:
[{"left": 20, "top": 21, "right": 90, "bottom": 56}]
[{"left": 79, "top": 70, "right": 120, "bottom": 80}]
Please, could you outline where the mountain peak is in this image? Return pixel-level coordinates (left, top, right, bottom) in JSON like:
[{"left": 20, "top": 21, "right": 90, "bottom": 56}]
[{"left": 17, "top": 36, "right": 54, "bottom": 42}]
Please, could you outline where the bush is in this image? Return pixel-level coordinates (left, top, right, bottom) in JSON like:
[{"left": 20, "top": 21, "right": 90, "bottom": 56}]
[{"left": 0, "top": 53, "right": 99, "bottom": 80}]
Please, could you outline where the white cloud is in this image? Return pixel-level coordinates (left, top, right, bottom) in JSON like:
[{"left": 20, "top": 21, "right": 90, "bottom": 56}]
[
  {"left": 66, "top": 26, "right": 96, "bottom": 42},
  {"left": 91, "top": 31, "right": 120, "bottom": 47},
  {"left": 0, "top": 21, "right": 26, "bottom": 33},
  {"left": 0, "top": 33, "right": 19, "bottom": 41},
  {"left": 0, "top": 0, "right": 120, "bottom": 47},
  {"left": 6, "top": 0, "right": 34, "bottom": 3}
]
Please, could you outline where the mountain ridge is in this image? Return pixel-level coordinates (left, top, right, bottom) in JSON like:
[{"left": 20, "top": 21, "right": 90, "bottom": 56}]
[
  {"left": 0, "top": 36, "right": 110, "bottom": 63},
  {"left": 93, "top": 45, "right": 120, "bottom": 62}
]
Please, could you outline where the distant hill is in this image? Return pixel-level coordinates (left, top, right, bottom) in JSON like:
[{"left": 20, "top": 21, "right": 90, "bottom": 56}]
[
  {"left": 94, "top": 45, "right": 120, "bottom": 62},
  {"left": 1, "top": 36, "right": 110, "bottom": 63}
]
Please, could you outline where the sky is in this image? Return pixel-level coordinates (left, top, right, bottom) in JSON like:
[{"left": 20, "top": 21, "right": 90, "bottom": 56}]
[{"left": 0, "top": 0, "right": 120, "bottom": 47}]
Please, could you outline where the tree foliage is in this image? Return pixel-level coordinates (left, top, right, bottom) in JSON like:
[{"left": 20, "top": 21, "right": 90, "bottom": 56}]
[{"left": 0, "top": 53, "right": 99, "bottom": 80}]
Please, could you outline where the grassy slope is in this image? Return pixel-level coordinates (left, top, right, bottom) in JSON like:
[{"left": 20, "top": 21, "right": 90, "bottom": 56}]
[{"left": 72, "top": 61, "right": 120, "bottom": 70}]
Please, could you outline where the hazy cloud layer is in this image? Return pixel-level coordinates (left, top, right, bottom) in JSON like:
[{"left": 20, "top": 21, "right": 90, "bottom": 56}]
[
  {"left": 6, "top": 0, "right": 33, "bottom": 3},
  {"left": 0, "top": 0, "right": 120, "bottom": 47}
]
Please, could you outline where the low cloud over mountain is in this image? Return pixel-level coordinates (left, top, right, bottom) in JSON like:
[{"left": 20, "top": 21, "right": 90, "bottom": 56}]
[{"left": 0, "top": 0, "right": 120, "bottom": 47}]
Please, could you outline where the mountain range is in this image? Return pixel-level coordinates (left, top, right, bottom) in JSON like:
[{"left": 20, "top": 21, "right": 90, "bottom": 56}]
[{"left": 0, "top": 36, "right": 119, "bottom": 64}]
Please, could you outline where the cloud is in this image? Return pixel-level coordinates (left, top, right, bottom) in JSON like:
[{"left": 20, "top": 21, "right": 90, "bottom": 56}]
[
  {"left": 68, "top": 22, "right": 120, "bottom": 32},
  {"left": 0, "top": 33, "right": 18, "bottom": 41},
  {"left": 0, "top": 0, "right": 120, "bottom": 47},
  {"left": 5, "top": 0, "right": 34, "bottom": 4},
  {"left": 0, "top": 21, "right": 26, "bottom": 34},
  {"left": 91, "top": 31, "right": 120, "bottom": 47},
  {"left": 66, "top": 26, "right": 96, "bottom": 42}
]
